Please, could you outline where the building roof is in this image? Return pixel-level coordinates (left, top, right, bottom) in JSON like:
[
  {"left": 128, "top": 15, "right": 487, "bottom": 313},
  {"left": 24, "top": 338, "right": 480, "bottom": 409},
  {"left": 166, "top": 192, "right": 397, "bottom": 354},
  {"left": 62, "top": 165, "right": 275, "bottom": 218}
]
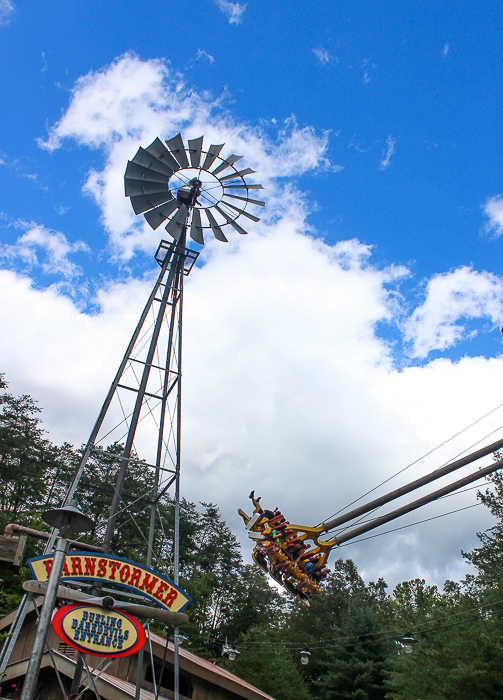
[{"left": 148, "top": 632, "right": 276, "bottom": 700}]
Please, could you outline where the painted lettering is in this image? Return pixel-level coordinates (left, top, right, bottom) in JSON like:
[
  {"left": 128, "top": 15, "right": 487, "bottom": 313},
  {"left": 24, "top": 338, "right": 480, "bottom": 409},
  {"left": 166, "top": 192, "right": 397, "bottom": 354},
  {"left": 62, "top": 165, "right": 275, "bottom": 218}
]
[
  {"left": 109, "top": 561, "right": 121, "bottom": 579},
  {"left": 84, "top": 557, "right": 96, "bottom": 575},
  {"left": 120, "top": 564, "right": 130, "bottom": 582},
  {"left": 140, "top": 573, "right": 159, "bottom": 594},
  {"left": 43, "top": 560, "right": 52, "bottom": 576},
  {"left": 129, "top": 567, "right": 142, "bottom": 587},
  {"left": 71, "top": 557, "right": 83, "bottom": 575},
  {"left": 154, "top": 581, "right": 169, "bottom": 600},
  {"left": 71, "top": 619, "right": 78, "bottom": 629},
  {"left": 164, "top": 589, "right": 178, "bottom": 607},
  {"left": 62, "top": 561, "right": 71, "bottom": 576},
  {"left": 97, "top": 558, "right": 107, "bottom": 577}
]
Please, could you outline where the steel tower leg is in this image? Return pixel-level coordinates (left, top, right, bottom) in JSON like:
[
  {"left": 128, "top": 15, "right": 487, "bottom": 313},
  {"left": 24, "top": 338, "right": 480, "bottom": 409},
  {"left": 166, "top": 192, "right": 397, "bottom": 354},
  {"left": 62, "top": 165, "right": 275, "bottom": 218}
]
[{"left": 0, "top": 237, "right": 195, "bottom": 700}]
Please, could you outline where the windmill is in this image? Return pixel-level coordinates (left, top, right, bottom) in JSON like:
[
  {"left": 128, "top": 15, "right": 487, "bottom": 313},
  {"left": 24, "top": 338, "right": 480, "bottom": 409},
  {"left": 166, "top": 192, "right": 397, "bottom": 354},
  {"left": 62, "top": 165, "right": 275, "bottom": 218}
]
[
  {"left": 1, "top": 134, "right": 264, "bottom": 700},
  {"left": 124, "top": 132, "right": 265, "bottom": 244}
]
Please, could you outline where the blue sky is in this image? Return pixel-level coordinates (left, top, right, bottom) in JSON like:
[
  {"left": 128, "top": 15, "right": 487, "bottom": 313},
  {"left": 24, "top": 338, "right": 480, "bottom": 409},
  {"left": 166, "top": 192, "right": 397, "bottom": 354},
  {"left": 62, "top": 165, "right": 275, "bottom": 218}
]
[{"left": 2, "top": 0, "right": 503, "bottom": 588}]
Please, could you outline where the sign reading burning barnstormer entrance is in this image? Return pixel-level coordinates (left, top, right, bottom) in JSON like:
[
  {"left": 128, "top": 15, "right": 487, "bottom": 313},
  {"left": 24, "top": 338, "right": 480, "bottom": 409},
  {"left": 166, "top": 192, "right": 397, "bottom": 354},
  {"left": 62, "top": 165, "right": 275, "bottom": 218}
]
[{"left": 28, "top": 551, "right": 191, "bottom": 612}]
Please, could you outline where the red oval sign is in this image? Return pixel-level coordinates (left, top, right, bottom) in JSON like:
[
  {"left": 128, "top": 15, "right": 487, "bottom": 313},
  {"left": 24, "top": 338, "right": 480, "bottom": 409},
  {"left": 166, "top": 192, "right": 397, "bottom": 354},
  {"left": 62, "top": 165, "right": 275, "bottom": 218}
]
[{"left": 53, "top": 604, "right": 146, "bottom": 658}]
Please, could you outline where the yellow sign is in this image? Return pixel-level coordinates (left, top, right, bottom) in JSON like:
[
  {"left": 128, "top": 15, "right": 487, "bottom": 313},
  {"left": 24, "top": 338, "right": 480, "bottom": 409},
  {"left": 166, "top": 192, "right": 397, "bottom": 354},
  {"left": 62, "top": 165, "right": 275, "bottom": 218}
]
[
  {"left": 53, "top": 604, "right": 146, "bottom": 657},
  {"left": 28, "top": 551, "right": 191, "bottom": 612}
]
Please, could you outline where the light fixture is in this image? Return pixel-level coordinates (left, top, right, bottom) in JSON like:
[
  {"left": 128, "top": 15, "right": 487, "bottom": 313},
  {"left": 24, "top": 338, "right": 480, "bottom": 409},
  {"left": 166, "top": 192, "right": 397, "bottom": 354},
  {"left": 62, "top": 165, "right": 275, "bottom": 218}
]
[
  {"left": 397, "top": 632, "right": 418, "bottom": 653},
  {"left": 42, "top": 499, "right": 95, "bottom": 538},
  {"left": 222, "top": 643, "right": 240, "bottom": 661},
  {"left": 300, "top": 648, "right": 311, "bottom": 665}
]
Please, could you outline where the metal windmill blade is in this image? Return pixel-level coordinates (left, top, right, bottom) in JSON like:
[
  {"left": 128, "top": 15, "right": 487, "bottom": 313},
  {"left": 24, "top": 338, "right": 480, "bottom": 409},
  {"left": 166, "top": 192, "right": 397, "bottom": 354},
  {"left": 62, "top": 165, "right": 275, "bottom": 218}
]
[{"left": 124, "top": 133, "right": 265, "bottom": 245}]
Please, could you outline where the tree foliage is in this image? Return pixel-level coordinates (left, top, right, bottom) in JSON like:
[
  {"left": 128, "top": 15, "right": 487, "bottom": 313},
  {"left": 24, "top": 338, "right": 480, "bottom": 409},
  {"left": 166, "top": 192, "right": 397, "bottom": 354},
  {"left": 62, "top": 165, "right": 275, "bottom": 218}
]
[{"left": 5, "top": 374, "right": 503, "bottom": 699}]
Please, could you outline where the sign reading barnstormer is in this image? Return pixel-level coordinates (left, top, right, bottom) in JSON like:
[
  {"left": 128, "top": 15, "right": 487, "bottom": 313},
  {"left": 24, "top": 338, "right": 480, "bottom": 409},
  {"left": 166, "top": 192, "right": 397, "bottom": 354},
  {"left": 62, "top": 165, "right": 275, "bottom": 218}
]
[
  {"left": 52, "top": 604, "right": 146, "bottom": 657},
  {"left": 28, "top": 551, "right": 191, "bottom": 612}
]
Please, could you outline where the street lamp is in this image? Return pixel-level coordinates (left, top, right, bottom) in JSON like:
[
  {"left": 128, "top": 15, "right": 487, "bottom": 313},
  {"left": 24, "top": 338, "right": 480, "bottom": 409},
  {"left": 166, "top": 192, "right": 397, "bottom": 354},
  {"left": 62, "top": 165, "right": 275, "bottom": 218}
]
[
  {"left": 222, "top": 643, "right": 240, "bottom": 661},
  {"left": 397, "top": 632, "right": 418, "bottom": 653},
  {"left": 19, "top": 500, "right": 95, "bottom": 700},
  {"left": 300, "top": 649, "right": 311, "bottom": 665}
]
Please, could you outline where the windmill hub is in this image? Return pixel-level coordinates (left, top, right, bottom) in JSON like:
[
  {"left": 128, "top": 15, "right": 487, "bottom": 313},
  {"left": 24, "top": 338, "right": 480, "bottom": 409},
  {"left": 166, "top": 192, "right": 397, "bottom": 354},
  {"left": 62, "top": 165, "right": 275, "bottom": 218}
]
[{"left": 169, "top": 167, "right": 224, "bottom": 209}]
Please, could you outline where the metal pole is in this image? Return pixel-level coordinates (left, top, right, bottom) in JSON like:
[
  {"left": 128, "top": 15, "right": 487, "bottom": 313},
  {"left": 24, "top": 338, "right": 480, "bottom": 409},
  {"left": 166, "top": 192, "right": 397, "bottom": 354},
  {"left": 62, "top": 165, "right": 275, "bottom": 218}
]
[
  {"left": 0, "top": 260, "right": 173, "bottom": 675},
  {"left": 0, "top": 593, "right": 35, "bottom": 673},
  {"left": 147, "top": 260, "right": 181, "bottom": 566},
  {"left": 19, "top": 536, "right": 69, "bottom": 700},
  {"left": 174, "top": 235, "right": 185, "bottom": 700},
  {"left": 335, "top": 458, "right": 503, "bottom": 545},
  {"left": 323, "top": 437, "right": 503, "bottom": 532},
  {"left": 103, "top": 242, "right": 184, "bottom": 552}
]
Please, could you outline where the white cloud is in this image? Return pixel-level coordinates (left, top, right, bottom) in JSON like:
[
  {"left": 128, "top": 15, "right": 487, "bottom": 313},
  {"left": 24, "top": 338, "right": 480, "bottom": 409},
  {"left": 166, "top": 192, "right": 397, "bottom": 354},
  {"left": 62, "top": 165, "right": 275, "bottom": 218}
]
[
  {"left": 404, "top": 267, "right": 503, "bottom": 358},
  {"left": 195, "top": 49, "right": 215, "bottom": 64},
  {"left": 2, "top": 233, "right": 500, "bottom": 589},
  {"left": 2, "top": 54, "right": 502, "bottom": 592},
  {"left": 0, "top": 0, "right": 14, "bottom": 25},
  {"left": 361, "top": 59, "right": 376, "bottom": 84},
  {"left": 214, "top": 0, "right": 246, "bottom": 24},
  {"left": 483, "top": 195, "right": 503, "bottom": 237},
  {"left": 313, "top": 47, "right": 332, "bottom": 65},
  {"left": 442, "top": 42, "right": 450, "bottom": 57},
  {"left": 380, "top": 135, "right": 396, "bottom": 170},
  {"left": 39, "top": 55, "right": 334, "bottom": 260},
  {"left": 0, "top": 222, "right": 89, "bottom": 279}
]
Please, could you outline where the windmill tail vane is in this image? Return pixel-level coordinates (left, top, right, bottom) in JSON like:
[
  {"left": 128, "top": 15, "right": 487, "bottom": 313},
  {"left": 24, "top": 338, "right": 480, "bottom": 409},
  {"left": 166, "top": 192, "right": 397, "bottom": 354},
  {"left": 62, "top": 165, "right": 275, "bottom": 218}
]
[{"left": 124, "top": 132, "right": 265, "bottom": 245}]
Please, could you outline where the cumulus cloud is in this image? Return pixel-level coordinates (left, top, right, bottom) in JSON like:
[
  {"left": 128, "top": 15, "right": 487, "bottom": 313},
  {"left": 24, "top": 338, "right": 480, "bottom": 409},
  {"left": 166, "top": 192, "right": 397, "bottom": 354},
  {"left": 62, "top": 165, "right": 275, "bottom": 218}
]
[
  {"left": 313, "top": 47, "right": 332, "bottom": 65},
  {"left": 0, "top": 222, "right": 89, "bottom": 279},
  {"left": 380, "top": 135, "right": 396, "bottom": 170},
  {"left": 483, "top": 195, "right": 503, "bottom": 237},
  {"left": 404, "top": 267, "right": 503, "bottom": 358},
  {"left": 2, "top": 54, "right": 502, "bottom": 590},
  {"left": 39, "top": 55, "right": 334, "bottom": 259},
  {"left": 214, "top": 0, "right": 246, "bottom": 24}
]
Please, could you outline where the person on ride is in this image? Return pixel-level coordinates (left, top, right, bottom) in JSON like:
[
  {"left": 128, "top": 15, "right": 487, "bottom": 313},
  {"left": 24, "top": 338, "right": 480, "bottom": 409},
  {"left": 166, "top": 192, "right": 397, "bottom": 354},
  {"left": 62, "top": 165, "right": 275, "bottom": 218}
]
[
  {"left": 176, "top": 178, "right": 202, "bottom": 207},
  {"left": 304, "top": 560, "right": 316, "bottom": 576},
  {"left": 284, "top": 538, "right": 307, "bottom": 561},
  {"left": 263, "top": 528, "right": 282, "bottom": 548},
  {"left": 249, "top": 490, "right": 280, "bottom": 522}
]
